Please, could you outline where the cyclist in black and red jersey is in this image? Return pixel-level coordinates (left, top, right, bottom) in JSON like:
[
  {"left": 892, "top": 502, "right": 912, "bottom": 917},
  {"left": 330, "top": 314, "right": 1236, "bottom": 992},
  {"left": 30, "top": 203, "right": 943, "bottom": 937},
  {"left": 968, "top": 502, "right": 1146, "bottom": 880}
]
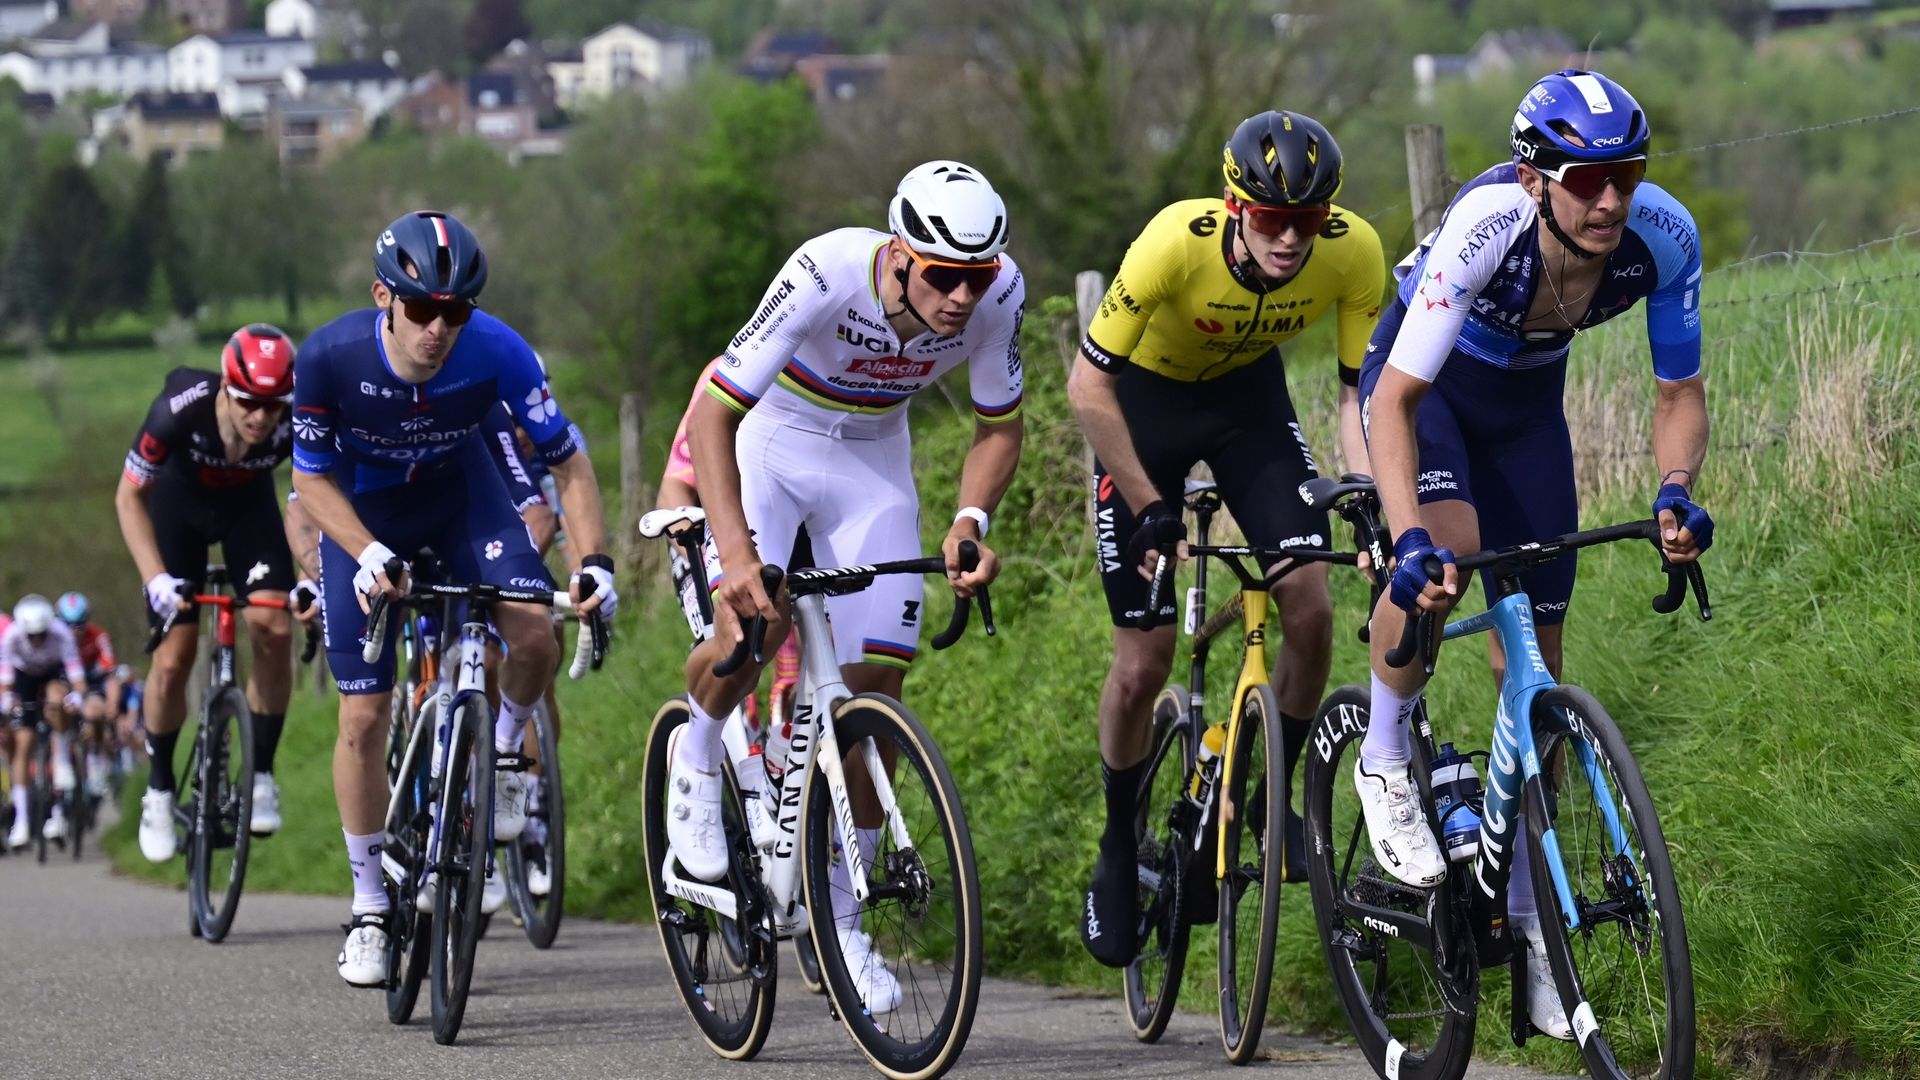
[{"left": 114, "top": 325, "right": 308, "bottom": 864}]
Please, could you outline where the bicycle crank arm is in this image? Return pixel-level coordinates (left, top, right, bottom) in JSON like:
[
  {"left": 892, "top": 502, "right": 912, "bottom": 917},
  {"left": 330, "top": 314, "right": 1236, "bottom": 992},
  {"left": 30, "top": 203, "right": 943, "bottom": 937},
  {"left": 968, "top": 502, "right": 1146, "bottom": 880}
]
[{"left": 661, "top": 860, "right": 740, "bottom": 921}]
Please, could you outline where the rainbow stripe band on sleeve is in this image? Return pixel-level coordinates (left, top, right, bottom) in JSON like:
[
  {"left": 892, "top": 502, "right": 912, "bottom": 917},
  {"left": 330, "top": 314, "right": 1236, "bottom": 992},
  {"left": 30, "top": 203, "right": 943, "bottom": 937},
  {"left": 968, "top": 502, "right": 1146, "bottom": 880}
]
[
  {"left": 705, "top": 370, "right": 760, "bottom": 414},
  {"left": 972, "top": 396, "right": 1022, "bottom": 424},
  {"left": 861, "top": 638, "right": 917, "bottom": 670}
]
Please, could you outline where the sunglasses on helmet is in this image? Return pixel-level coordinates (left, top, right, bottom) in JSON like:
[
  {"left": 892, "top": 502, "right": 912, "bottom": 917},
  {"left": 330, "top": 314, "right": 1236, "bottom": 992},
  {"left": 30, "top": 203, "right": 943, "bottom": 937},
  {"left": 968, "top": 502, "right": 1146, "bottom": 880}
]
[
  {"left": 902, "top": 246, "right": 1002, "bottom": 296},
  {"left": 394, "top": 295, "right": 478, "bottom": 327},
  {"left": 1535, "top": 156, "right": 1646, "bottom": 201},
  {"left": 1226, "top": 195, "right": 1332, "bottom": 239}
]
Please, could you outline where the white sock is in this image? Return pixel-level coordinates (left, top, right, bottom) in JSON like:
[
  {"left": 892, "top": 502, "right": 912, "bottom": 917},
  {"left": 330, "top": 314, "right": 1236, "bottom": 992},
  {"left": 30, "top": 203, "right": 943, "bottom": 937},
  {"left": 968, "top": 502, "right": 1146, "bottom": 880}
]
[
  {"left": 52, "top": 732, "right": 73, "bottom": 766},
  {"left": 11, "top": 783, "right": 27, "bottom": 820},
  {"left": 1360, "top": 671, "right": 1419, "bottom": 770},
  {"left": 343, "top": 830, "right": 390, "bottom": 915},
  {"left": 495, "top": 694, "right": 535, "bottom": 754},
  {"left": 525, "top": 774, "right": 548, "bottom": 845},
  {"left": 680, "top": 699, "right": 725, "bottom": 774},
  {"left": 831, "top": 825, "right": 883, "bottom": 934}
]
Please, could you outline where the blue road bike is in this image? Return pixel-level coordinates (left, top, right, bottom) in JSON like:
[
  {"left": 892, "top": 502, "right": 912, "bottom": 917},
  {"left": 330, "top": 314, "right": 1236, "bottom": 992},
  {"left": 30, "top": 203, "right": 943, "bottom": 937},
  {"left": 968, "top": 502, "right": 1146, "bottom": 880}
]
[{"left": 1304, "top": 485, "right": 1709, "bottom": 1080}]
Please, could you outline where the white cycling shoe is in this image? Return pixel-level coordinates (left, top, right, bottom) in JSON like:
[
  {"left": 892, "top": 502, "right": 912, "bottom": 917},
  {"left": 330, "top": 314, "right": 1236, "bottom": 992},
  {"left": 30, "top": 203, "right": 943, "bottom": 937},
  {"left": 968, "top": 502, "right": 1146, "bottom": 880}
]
[
  {"left": 493, "top": 768, "right": 529, "bottom": 842},
  {"left": 6, "top": 815, "right": 28, "bottom": 850},
  {"left": 527, "top": 856, "right": 552, "bottom": 898},
  {"left": 52, "top": 755, "right": 76, "bottom": 793},
  {"left": 1353, "top": 757, "right": 1447, "bottom": 888},
  {"left": 482, "top": 861, "right": 507, "bottom": 915},
  {"left": 43, "top": 809, "right": 67, "bottom": 841},
  {"left": 1516, "top": 916, "right": 1576, "bottom": 1040},
  {"left": 338, "top": 913, "right": 391, "bottom": 987},
  {"left": 741, "top": 786, "right": 779, "bottom": 851},
  {"left": 250, "top": 773, "right": 282, "bottom": 836},
  {"left": 837, "top": 926, "right": 902, "bottom": 1013},
  {"left": 665, "top": 726, "right": 728, "bottom": 882},
  {"left": 139, "top": 789, "right": 178, "bottom": 861}
]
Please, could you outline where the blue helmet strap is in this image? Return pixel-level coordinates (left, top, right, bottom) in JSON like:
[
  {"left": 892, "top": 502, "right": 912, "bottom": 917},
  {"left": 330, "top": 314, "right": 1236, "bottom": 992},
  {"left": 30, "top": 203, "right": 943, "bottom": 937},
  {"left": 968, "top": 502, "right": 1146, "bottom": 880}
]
[{"left": 1536, "top": 178, "right": 1603, "bottom": 261}]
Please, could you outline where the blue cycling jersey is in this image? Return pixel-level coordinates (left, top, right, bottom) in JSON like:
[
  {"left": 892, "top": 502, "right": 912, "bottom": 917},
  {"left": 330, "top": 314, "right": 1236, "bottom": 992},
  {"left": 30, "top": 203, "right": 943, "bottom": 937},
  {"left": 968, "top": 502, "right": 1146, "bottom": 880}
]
[
  {"left": 292, "top": 308, "right": 580, "bottom": 493},
  {"left": 1385, "top": 165, "right": 1703, "bottom": 382}
]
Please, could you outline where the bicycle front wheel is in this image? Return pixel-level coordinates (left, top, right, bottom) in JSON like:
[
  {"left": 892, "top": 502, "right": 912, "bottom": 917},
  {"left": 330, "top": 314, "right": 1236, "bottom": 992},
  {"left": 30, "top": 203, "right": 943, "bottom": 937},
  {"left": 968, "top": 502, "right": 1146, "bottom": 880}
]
[
  {"left": 803, "top": 694, "right": 981, "bottom": 1080},
  {"left": 1528, "top": 685, "right": 1694, "bottom": 1079},
  {"left": 1303, "top": 685, "right": 1476, "bottom": 1080},
  {"left": 1217, "top": 683, "right": 1285, "bottom": 1064},
  {"left": 188, "top": 687, "right": 254, "bottom": 943},
  {"left": 429, "top": 696, "right": 493, "bottom": 1045},
  {"left": 507, "top": 701, "right": 565, "bottom": 949},
  {"left": 641, "top": 698, "right": 776, "bottom": 1060},
  {"left": 386, "top": 698, "right": 435, "bottom": 1025},
  {"left": 1122, "top": 684, "right": 1196, "bottom": 1043}
]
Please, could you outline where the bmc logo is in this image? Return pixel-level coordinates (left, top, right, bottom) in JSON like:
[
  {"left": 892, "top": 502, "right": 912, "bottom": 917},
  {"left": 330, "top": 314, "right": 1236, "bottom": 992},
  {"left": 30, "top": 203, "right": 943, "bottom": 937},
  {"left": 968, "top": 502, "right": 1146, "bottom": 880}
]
[{"left": 848, "top": 357, "right": 933, "bottom": 380}]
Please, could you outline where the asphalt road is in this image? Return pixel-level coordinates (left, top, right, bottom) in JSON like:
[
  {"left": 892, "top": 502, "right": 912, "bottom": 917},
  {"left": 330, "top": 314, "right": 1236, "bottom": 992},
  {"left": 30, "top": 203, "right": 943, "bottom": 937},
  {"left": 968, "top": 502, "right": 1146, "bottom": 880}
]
[{"left": 0, "top": 833, "right": 1574, "bottom": 1080}]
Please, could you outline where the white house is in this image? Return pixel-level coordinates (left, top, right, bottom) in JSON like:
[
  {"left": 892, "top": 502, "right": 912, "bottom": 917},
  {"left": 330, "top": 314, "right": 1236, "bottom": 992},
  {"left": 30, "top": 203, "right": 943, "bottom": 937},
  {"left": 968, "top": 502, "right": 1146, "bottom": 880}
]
[
  {"left": 169, "top": 30, "right": 313, "bottom": 94},
  {"left": 0, "top": 43, "right": 169, "bottom": 100},
  {"left": 264, "top": 0, "right": 368, "bottom": 54},
  {"left": 284, "top": 58, "right": 406, "bottom": 120},
  {"left": 0, "top": 1, "right": 57, "bottom": 40},
  {"left": 215, "top": 71, "right": 284, "bottom": 119},
  {"left": 263, "top": 0, "right": 312, "bottom": 38},
  {"left": 569, "top": 21, "right": 709, "bottom": 104},
  {"left": 23, "top": 18, "right": 109, "bottom": 56}
]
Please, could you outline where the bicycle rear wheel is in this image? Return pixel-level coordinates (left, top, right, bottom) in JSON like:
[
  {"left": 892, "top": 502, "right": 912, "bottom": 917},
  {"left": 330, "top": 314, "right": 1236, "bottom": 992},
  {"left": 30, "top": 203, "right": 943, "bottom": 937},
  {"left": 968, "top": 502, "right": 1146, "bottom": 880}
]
[
  {"left": 1122, "top": 685, "right": 1196, "bottom": 1043},
  {"left": 803, "top": 694, "right": 981, "bottom": 1080},
  {"left": 1528, "top": 685, "right": 1694, "bottom": 1079},
  {"left": 188, "top": 687, "right": 254, "bottom": 943},
  {"left": 641, "top": 698, "right": 776, "bottom": 1060},
  {"left": 385, "top": 700, "right": 435, "bottom": 1025},
  {"left": 1303, "top": 685, "right": 1476, "bottom": 1080},
  {"left": 506, "top": 701, "right": 564, "bottom": 949},
  {"left": 1217, "top": 683, "right": 1285, "bottom": 1063},
  {"left": 429, "top": 696, "right": 492, "bottom": 1045}
]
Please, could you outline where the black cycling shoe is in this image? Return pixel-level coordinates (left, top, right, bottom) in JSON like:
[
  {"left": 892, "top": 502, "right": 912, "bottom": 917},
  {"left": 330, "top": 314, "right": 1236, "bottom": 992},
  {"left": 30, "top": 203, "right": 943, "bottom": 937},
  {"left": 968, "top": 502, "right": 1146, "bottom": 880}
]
[{"left": 1081, "top": 848, "right": 1140, "bottom": 967}]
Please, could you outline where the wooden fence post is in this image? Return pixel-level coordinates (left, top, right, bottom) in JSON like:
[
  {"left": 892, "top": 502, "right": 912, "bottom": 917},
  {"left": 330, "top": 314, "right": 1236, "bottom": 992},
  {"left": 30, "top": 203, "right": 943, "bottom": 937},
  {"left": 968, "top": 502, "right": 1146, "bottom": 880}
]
[
  {"left": 1405, "top": 123, "right": 1452, "bottom": 241},
  {"left": 1073, "top": 271, "right": 1105, "bottom": 528},
  {"left": 618, "top": 391, "right": 645, "bottom": 578}
]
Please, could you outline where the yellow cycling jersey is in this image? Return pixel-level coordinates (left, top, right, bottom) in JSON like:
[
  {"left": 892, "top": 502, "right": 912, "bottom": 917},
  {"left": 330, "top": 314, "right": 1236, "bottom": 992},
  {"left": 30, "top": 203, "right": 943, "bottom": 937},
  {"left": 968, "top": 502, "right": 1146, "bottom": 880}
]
[{"left": 1081, "top": 198, "right": 1385, "bottom": 384}]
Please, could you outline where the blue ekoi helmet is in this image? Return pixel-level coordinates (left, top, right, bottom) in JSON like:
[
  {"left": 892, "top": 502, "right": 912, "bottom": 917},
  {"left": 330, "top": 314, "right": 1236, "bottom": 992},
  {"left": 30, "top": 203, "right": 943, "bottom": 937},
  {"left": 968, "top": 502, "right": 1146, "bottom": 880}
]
[{"left": 1510, "top": 70, "right": 1649, "bottom": 169}]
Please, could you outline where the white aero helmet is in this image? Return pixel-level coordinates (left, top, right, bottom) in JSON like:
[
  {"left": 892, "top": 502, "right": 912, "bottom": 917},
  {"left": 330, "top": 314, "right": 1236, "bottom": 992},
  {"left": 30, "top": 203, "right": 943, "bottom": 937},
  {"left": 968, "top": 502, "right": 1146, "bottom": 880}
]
[
  {"left": 13, "top": 594, "right": 53, "bottom": 635},
  {"left": 887, "top": 160, "right": 1010, "bottom": 262}
]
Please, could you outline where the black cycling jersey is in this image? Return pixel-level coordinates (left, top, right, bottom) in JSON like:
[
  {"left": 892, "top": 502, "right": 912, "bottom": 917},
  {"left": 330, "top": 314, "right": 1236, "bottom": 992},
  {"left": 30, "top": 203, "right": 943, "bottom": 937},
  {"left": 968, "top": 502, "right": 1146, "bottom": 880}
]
[{"left": 123, "top": 367, "right": 292, "bottom": 495}]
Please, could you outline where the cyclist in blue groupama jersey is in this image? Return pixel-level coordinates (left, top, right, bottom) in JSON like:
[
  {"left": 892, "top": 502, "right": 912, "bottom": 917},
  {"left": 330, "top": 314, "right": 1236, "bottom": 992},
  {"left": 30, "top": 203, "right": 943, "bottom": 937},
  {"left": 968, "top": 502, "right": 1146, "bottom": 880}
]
[
  {"left": 1351, "top": 70, "right": 1713, "bottom": 1040},
  {"left": 289, "top": 210, "right": 618, "bottom": 988}
]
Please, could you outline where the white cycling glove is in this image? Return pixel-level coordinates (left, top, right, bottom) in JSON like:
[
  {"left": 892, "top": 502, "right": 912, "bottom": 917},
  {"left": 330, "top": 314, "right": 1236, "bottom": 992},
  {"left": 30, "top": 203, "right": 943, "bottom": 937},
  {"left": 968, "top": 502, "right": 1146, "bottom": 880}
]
[
  {"left": 63, "top": 691, "right": 83, "bottom": 715},
  {"left": 354, "top": 542, "right": 401, "bottom": 604},
  {"left": 571, "top": 553, "right": 618, "bottom": 620},
  {"left": 144, "top": 573, "right": 188, "bottom": 616}
]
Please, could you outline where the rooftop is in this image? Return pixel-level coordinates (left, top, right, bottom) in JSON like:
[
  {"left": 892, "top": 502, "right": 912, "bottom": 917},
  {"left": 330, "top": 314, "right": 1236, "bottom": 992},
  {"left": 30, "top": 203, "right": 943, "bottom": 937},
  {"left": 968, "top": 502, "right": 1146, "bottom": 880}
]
[
  {"left": 302, "top": 59, "right": 397, "bottom": 82},
  {"left": 128, "top": 91, "right": 221, "bottom": 118}
]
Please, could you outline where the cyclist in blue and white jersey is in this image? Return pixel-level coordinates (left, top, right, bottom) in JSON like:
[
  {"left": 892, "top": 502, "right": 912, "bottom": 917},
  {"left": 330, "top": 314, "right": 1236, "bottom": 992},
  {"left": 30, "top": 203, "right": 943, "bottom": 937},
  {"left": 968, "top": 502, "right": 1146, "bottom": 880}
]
[
  {"left": 1351, "top": 70, "right": 1713, "bottom": 1040},
  {"left": 670, "top": 161, "right": 1025, "bottom": 1011},
  {"left": 289, "top": 210, "right": 617, "bottom": 987}
]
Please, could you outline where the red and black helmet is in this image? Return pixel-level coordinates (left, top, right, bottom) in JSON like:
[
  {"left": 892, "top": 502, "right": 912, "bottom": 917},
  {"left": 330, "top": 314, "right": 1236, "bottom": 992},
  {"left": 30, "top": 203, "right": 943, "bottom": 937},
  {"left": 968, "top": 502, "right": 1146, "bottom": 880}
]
[{"left": 222, "top": 323, "right": 295, "bottom": 402}]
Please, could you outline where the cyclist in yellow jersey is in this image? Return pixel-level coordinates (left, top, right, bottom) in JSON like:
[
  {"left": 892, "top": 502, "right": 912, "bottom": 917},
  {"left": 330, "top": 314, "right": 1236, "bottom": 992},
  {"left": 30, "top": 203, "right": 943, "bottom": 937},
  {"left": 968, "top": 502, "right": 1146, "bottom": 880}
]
[{"left": 1068, "top": 110, "right": 1385, "bottom": 966}]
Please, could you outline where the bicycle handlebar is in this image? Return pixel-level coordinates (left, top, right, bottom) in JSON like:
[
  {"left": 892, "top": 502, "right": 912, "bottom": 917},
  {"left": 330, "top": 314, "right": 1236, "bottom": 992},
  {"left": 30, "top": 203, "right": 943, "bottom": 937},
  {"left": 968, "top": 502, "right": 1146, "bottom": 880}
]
[
  {"left": 361, "top": 557, "right": 606, "bottom": 678},
  {"left": 144, "top": 583, "right": 321, "bottom": 664},
  {"left": 714, "top": 565, "right": 784, "bottom": 677},
  {"left": 1383, "top": 519, "right": 1713, "bottom": 671}
]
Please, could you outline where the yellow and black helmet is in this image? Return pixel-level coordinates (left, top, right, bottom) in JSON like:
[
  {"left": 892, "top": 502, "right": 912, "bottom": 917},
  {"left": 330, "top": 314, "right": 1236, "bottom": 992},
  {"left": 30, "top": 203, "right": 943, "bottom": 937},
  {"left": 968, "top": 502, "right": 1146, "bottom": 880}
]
[{"left": 1222, "top": 110, "right": 1343, "bottom": 206}]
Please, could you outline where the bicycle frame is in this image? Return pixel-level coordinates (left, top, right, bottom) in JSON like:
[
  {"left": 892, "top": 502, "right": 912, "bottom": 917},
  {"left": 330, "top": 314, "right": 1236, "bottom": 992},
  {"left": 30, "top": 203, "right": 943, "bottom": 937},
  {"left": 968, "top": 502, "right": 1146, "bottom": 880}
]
[
  {"left": 383, "top": 600, "right": 494, "bottom": 886},
  {"left": 1441, "top": 593, "right": 1625, "bottom": 934}
]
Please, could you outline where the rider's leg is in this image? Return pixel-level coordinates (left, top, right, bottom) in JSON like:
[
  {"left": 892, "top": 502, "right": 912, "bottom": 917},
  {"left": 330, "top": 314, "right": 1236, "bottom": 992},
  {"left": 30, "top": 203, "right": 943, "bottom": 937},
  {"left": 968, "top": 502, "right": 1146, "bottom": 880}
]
[
  {"left": 9, "top": 724, "right": 30, "bottom": 830},
  {"left": 333, "top": 692, "right": 392, "bottom": 914},
  {"left": 494, "top": 602, "right": 559, "bottom": 750},
  {"left": 143, "top": 624, "right": 199, "bottom": 793},
  {"left": 1361, "top": 497, "right": 1479, "bottom": 767},
  {"left": 44, "top": 680, "right": 75, "bottom": 793},
  {"left": 240, "top": 600, "right": 293, "bottom": 776}
]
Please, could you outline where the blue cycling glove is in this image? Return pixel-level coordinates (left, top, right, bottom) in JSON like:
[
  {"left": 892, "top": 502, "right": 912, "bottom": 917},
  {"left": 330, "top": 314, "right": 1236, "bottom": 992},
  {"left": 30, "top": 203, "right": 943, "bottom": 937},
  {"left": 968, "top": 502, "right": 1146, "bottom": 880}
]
[
  {"left": 1651, "top": 483, "right": 1714, "bottom": 553},
  {"left": 1388, "top": 527, "right": 1455, "bottom": 613}
]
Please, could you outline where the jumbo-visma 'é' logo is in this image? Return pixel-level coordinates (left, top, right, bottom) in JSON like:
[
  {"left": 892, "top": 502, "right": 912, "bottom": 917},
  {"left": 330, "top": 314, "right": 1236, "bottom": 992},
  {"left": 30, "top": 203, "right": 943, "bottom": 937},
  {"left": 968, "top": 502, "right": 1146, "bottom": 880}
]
[{"left": 1194, "top": 317, "right": 1224, "bottom": 334}]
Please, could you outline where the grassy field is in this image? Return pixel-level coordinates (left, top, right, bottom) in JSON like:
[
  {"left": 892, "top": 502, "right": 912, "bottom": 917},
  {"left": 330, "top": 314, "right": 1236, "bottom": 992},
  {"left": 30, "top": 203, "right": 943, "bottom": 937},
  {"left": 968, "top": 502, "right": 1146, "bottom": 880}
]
[{"left": 58, "top": 241, "right": 1920, "bottom": 1078}]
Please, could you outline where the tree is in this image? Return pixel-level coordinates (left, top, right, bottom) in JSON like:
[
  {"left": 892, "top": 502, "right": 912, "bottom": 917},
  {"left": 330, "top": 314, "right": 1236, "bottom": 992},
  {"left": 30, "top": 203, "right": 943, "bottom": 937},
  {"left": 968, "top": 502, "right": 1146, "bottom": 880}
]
[
  {"left": 465, "top": 0, "right": 532, "bottom": 65},
  {"left": 0, "top": 225, "right": 51, "bottom": 341},
  {"left": 24, "top": 163, "right": 117, "bottom": 343}
]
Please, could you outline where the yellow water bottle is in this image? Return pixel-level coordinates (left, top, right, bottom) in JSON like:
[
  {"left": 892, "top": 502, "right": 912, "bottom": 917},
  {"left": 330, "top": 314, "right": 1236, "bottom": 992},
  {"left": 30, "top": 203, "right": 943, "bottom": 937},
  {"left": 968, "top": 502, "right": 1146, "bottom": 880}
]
[{"left": 1188, "top": 723, "right": 1227, "bottom": 808}]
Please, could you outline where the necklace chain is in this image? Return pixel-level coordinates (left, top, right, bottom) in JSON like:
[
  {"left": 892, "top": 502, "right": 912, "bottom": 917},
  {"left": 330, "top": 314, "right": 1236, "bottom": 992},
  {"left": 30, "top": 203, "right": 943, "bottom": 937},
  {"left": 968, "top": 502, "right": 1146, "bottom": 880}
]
[{"left": 1542, "top": 246, "right": 1596, "bottom": 328}]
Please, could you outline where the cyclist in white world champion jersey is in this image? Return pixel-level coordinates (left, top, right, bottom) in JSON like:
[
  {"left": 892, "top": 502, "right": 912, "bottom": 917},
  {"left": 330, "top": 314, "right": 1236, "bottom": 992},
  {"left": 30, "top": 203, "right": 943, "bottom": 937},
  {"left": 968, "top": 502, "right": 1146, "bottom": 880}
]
[{"left": 669, "top": 160, "right": 1026, "bottom": 1011}]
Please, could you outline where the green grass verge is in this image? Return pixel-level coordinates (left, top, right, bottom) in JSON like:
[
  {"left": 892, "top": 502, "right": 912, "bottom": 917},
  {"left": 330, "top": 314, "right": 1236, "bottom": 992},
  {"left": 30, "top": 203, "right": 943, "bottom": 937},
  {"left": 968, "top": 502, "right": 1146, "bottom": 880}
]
[{"left": 83, "top": 243, "right": 1920, "bottom": 1078}]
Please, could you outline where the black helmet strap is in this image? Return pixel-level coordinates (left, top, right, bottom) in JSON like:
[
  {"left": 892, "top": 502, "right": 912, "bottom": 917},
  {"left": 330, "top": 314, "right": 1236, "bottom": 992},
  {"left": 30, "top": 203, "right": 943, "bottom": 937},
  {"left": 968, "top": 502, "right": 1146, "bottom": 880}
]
[
  {"left": 888, "top": 265, "right": 933, "bottom": 334},
  {"left": 1536, "top": 179, "right": 1603, "bottom": 261}
]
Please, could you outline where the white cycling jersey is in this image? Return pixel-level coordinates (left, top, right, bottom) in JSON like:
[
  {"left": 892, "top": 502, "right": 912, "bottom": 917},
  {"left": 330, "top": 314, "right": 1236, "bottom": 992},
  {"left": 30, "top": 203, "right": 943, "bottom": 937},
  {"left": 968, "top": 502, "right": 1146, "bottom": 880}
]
[
  {"left": 0, "top": 620, "right": 83, "bottom": 688},
  {"left": 704, "top": 227, "right": 1026, "bottom": 439},
  {"left": 699, "top": 226, "right": 1026, "bottom": 671}
]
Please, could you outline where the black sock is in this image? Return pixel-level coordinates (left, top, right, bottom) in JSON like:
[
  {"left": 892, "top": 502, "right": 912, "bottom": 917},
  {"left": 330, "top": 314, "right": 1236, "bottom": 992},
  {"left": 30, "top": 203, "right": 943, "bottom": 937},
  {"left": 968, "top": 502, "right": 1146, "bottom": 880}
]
[
  {"left": 146, "top": 730, "right": 180, "bottom": 793},
  {"left": 1099, "top": 758, "right": 1147, "bottom": 862},
  {"left": 1280, "top": 712, "right": 1311, "bottom": 814},
  {"left": 252, "top": 711, "right": 286, "bottom": 775}
]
